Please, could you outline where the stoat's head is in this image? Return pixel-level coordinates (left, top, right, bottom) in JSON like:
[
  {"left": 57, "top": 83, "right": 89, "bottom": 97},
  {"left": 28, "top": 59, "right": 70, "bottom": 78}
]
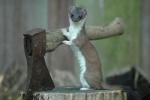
[{"left": 69, "top": 6, "right": 87, "bottom": 25}]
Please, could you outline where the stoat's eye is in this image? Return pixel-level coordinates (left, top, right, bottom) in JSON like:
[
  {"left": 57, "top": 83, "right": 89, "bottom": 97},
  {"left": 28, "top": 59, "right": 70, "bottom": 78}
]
[
  {"left": 71, "top": 14, "right": 74, "bottom": 18},
  {"left": 79, "top": 15, "right": 82, "bottom": 19}
]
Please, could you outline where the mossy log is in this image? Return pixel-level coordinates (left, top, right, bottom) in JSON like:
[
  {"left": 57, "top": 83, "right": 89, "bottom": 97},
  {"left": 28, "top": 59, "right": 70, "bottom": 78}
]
[
  {"left": 46, "top": 17, "right": 124, "bottom": 51},
  {"left": 33, "top": 88, "right": 127, "bottom": 100}
]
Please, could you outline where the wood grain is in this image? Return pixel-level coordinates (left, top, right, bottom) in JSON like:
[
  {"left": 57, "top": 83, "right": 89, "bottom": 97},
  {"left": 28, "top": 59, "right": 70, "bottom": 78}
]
[{"left": 33, "top": 88, "right": 127, "bottom": 100}]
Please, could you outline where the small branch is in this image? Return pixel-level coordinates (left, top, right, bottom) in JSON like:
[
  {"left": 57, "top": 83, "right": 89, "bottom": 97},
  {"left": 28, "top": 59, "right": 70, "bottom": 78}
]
[
  {"left": 46, "top": 17, "right": 125, "bottom": 51},
  {"left": 86, "top": 18, "right": 124, "bottom": 40}
]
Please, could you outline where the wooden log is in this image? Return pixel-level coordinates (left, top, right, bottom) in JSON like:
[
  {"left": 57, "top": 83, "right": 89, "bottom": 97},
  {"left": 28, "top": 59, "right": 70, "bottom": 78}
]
[
  {"left": 86, "top": 18, "right": 124, "bottom": 40},
  {"left": 33, "top": 88, "right": 127, "bottom": 100},
  {"left": 46, "top": 17, "right": 124, "bottom": 51}
]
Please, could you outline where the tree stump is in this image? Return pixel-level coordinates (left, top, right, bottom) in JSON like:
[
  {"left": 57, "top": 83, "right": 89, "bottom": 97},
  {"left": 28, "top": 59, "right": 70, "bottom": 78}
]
[{"left": 33, "top": 88, "right": 127, "bottom": 100}]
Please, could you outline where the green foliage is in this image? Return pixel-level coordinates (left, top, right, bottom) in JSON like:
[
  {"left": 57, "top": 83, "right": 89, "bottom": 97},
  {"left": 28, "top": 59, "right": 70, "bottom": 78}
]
[
  {"left": 2, "top": 95, "right": 21, "bottom": 100},
  {"left": 100, "top": 0, "right": 140, "bottom": 74},
  {"left": 15, "top": 96, "right": 21, "bottom": 100},
  {"left": 76, "top": 0, "right": 140, "bottom": 75}
]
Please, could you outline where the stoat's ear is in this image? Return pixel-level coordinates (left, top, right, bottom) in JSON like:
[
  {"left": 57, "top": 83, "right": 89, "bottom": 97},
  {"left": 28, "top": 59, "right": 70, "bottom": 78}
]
[
  {"left": 82, "top": 8, "right": 87, "bottom": 17},
  {"left": 69, "top": 6, "right": 75, "bottom": 13}
]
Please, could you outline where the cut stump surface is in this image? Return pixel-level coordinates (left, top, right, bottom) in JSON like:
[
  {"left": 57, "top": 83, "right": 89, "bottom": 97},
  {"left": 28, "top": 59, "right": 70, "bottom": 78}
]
[{"left": 33, "top": 88, "right": 127, "bottom": 100}]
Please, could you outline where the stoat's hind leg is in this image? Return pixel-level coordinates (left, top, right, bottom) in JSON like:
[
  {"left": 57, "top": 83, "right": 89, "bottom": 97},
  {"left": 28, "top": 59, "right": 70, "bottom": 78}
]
[
  {"left": 79, "top": 71, "right": 90, "bottom": 90},
  {"left": 80, "top": 83, "right": 90, "bottom": 90}
]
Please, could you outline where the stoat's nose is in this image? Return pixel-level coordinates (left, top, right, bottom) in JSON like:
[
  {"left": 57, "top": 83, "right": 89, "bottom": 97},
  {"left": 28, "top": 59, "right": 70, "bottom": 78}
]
[{"left": 70, "top": 12, "right": 83, "bottom": 22}]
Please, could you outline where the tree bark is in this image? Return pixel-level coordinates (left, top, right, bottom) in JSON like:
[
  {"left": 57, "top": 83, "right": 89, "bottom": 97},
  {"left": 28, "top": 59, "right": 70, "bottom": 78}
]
[
  {"left": 33, "top": 89, "right": 127, "bottom": 100},
  {"left": 46, "top": 17, "right": 124, "bottom": 51},
  {"left": 23, "top": 29, "right": 55, "bottom": 100},
  {"left": 140, "top": 0, "right": 150, "bottom": 82}
]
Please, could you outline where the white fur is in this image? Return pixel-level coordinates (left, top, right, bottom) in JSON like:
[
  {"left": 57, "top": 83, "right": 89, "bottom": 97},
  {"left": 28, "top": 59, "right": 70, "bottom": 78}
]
[
  {"left": 71, "top": 45, "right": 90, "bottom": 89},
  {"left": 62, "top": 17, "right": 90, "bottom": 89}
]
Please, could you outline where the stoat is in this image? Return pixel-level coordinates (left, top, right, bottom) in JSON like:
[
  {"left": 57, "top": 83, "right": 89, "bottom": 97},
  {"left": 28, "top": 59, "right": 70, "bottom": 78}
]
[{"left": 62, "top": 6, "right": 103, "bottom": 90}]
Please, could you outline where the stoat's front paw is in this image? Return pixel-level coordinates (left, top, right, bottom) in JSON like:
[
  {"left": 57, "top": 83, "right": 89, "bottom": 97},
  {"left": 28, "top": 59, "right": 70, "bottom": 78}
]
[
  {"left": 62, "top": 40, "right": 72, "bottom": 45},
  {"left": 61, "top": 28, "right": 68, "bottom": 36}
]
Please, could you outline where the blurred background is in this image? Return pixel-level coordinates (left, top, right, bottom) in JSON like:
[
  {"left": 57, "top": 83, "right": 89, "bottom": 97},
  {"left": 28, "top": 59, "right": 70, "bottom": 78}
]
[{"left": 0, "top": 0, "right": 149, "bottom": 100}]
